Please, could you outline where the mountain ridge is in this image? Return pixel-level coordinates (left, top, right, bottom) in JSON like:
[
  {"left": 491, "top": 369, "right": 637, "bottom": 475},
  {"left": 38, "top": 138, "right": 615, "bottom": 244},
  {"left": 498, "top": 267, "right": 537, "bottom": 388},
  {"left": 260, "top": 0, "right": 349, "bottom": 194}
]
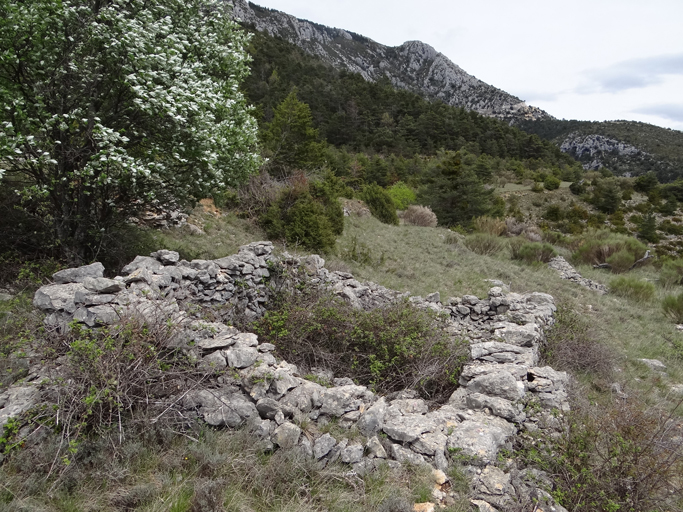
[{"left": 229, "top": 0, "right": 552, "bottom": 123}]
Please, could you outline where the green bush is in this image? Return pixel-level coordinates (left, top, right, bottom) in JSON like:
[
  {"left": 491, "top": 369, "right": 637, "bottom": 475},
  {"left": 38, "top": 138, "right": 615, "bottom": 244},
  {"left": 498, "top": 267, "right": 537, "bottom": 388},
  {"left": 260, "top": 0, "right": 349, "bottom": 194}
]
[
  {"left": 531, "top": 182, "right": 545, "bottom": 193},
  {"left": 386, "top": 181, "right": 417, "bottom": 210},
  {"left": 252, "top": 289, "right": 468, "bottom": 401},
  {"left": 662, "top": 292, "right": 683, "bottom": 323},
  {"left": 464, "top": 233, "right": 505, "bottom": 256},
  {"left": 543, "top": 175, "right": 561, "bottom": 191},
  {"left": 572, "top": 230, "right": 648, "bottom": 271},
  {"left": 510, "top": 240, "right": 557, "bottom": 263},
  {"left": 543, "top": 204, "right": 564, "bottom": 222},
  {"left": 605, "top": 249, "right": 636, "bottom": 273},
  {"left": 260, "top": 181, "right": 343, "bottom": 253},
  {"left": 610, "top": 276, "right": 655, "bottom": 301},
  {"left": 360, "top": 184, "right": 399, "bottom": 225},
  {"left": 660, "top": 258, "right": 683, "bottom": 287},
  {"left": 638, "top": 212, "right": 659, "bottom": 243},
  {"left": 569, "top": 181, "right": 586, "bottom": 195}
]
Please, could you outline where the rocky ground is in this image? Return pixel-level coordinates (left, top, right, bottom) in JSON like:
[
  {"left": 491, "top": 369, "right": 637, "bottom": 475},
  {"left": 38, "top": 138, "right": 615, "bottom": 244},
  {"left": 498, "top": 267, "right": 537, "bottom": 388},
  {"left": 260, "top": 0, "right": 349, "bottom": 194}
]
[{"left": 1, "top": 242, "right": 573, "bottom": 511}]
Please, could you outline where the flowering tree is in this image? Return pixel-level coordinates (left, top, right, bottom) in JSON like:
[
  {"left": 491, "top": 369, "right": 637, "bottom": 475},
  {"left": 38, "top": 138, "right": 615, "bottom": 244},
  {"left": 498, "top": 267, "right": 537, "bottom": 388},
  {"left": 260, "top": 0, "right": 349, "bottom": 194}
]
[{"left": 0, "top": 0, "right": 260, "bottom": 262}]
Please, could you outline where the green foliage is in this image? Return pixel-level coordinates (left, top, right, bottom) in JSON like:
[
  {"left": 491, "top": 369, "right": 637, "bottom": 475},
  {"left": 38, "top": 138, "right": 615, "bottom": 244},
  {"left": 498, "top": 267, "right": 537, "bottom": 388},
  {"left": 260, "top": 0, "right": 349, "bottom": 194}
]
[
  {"left": 531, "top": 181, "right": 545, "bottom": 193},
  {"left": 252, "top": 289, "right": 468, "bottom": 401},
  {"left": 638, "top": 212, "right": 659, "bottom": 243},
  {"left": 605, "top": 249, "right": 636, "bottom": 273},
  {"left": 262, "top": 90, "right": 326, "bottom": 176},
  {"left": 260, "top": 179, "right": 343, "bottom": 253},
  {"left": 660, "top": 258, "right": 683, "bottom": 287},
  {"left": 572, "top": 230, "right": 648, "bottom": 270},
  {"left": 543, "top": 204, "right": 564, "bottom": 222},
  {"left": 420, "top": 151, "right": 504, "bottom": 227},
  {"left": 634, "top": 171, "right": 660, "bottom": 193},
  {"left": 610, "top": 276, "right": 655, "bottom": 301},
  {"left": 591, "top": 178, "right": 623, "bottom": 214},
  {"left": 510, "top": 240, "right": 558, "bottom": 263},
  {"left": 360, "top": 184, "right": 399, "bottom": 225},
  {"left": 386, "top": 181, "right": 417, "bottom": 209},
  {"left": 569, "top": 181, "right": 586, "bottom": 195},
  {"left": 662, "top": 292, "right": 683, "bottom": 323},
  {"left": 463, "top": 233, "right": 504, "bottom": 256},
  {"left": 0, "top": 0, "right": 259, "bottom": 262},
  {"left": 543, "top": 175, "right": 561, "bottom": 190}
]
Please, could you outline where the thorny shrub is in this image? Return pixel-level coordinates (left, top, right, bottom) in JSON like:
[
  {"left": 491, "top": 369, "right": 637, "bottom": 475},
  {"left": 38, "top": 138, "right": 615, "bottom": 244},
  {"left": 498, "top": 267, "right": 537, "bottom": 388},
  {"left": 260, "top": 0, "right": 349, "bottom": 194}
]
[
  {"left": 34, "top": 313, "right": 203, "bottom": 473},
  {"left": 517, "top": 392, "right": 683, "bottom": 512},
  {"left": 402, "top": 205, "right": 438, "bottom": 227},
  {"left": 541, "top": 307, "right": 614, "bottom": 380},
  {"left": 252, "top": 288, "right": 468, "bottom": 401}
]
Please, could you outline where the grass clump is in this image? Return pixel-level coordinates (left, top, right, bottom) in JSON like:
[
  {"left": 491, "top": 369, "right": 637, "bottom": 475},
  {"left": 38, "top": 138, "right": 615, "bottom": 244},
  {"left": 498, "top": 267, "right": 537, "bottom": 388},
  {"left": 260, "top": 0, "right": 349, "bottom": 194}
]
[
  {"left": 605, "top": 248, "right": 636, "bottom": 273},
  {"left": 473, "top": 215, "right": 506, "bottom": 236},
  {"left": 610, "top": 276, "right": 656, "bottom": 301},
  {"left": 662, "top": 292, "right": 683, "bottom": 323},
  {"left": 402, "top": 205, "right": 438, "bottom": 227},
  {"left": 252, "top": 288, "right": 468, "bottom": 401},
  {"left": 464, "top": 233, "right": 505, "bottom": 256},
  {"left": 360, "top": 184, "right": 399, "bottom": 225},
  {"left": 660, "top": 258, "right": 683, "bottom": 288}
]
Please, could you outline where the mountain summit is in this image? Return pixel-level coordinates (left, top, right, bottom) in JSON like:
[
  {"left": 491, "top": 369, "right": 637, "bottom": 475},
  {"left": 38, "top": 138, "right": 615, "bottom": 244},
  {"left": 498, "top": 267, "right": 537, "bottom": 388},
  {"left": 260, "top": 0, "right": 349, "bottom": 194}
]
[{"left": 229, "top": 0, "right": 552, "bottom": 123}]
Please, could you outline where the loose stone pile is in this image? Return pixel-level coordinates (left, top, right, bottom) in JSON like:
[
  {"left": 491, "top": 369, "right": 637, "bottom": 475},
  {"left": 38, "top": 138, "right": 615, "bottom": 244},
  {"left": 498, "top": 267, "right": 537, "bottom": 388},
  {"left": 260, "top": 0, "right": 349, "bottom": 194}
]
[
  {"left": 3, "top": 242, "right": 572, "bottom": 511},
  {"left": 548, "top": 256, "right": 608, "bottom": 294}
]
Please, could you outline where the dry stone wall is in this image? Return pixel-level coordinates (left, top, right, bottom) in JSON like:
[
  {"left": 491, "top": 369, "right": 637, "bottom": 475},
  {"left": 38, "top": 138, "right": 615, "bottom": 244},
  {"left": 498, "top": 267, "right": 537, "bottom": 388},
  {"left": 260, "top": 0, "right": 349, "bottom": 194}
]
[{"left": 3, "top": 242, "right": 572, "bottom": 511}]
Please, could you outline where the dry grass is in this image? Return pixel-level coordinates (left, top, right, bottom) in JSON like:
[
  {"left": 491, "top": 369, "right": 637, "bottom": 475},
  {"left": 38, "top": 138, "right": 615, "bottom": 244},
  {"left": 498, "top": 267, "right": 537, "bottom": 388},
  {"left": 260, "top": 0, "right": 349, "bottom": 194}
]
[{"left": 473, "top": 216, "right": 506, "bottom": 236}]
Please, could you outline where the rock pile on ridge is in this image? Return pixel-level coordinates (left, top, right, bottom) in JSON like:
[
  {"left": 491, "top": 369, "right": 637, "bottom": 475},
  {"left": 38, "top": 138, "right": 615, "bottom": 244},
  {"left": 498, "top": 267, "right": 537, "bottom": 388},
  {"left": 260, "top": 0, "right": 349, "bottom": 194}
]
[
  {"left": 548, "top": 255, "right": 608, "bottom": 294},
  {"left": 3, "top": 242, "right": 571, "bottom": 511}
]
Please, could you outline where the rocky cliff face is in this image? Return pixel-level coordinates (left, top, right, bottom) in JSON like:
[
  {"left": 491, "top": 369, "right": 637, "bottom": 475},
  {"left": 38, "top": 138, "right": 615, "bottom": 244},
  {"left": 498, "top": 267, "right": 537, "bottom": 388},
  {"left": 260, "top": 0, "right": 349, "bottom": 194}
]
[
  {"left": 229, "top": 1, "right": 552, "bottom": 122},
  {"left": 560, "top": 133, "right": 649, "bottom": 172}
]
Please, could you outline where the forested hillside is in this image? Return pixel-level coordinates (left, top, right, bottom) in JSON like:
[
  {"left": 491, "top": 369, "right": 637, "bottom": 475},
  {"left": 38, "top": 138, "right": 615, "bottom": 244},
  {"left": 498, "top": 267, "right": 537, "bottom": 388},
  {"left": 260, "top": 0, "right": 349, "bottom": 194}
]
[{"left": 242, "top": 29, "right": 575, "bottom": 167}]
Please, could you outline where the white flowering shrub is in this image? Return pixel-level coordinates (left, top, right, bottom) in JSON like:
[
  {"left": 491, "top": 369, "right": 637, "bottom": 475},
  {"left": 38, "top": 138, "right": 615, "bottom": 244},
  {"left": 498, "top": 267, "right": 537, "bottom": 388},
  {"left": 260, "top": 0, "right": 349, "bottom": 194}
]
[{"left": 0, "top": 0, "right": 260, "bottom": 261}]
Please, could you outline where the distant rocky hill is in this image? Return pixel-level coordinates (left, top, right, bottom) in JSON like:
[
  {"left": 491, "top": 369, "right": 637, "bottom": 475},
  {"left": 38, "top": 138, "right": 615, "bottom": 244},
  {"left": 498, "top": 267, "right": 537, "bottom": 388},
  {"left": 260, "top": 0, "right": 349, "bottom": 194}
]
[
  {"left": 518, "top": 119, "right": 683, "bottom": 181},
  {"left": 228, "top": 0, "right": 552, "bottom": 123}
]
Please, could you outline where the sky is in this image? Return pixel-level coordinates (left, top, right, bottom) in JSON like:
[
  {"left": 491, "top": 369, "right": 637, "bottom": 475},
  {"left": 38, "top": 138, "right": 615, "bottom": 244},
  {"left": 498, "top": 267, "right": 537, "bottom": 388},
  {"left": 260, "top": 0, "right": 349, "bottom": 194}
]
[{"left": 246, "top": 0, "right": 683, "bottom": 131}]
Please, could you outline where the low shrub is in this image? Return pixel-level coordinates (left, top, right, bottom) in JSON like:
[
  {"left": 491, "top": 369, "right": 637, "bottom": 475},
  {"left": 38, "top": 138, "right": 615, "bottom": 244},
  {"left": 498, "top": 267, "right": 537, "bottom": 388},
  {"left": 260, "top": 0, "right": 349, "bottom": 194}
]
[
  {"left": 542, "top": 307, "right": 614, "bottom": 378},
  {"left": 252, "top": 289, "right": 468, "bottom": 401},
  {"left": 403, "top": 205, "right": 438, "bottom": 227},
  {"left": 260, "top": 179, "right": 344, "bottom": 253},
  {"left": 658, "top": 219, "right": 683, "bottom": 236},
  {"left": 662, "top": 291, "right": 683, "bottom": 323},
  {"left": 505, "top": 217, "right": 528, "bottom": 236},
  {"left": 572, "top": 230, "right": 649, "bottom": 271},
  {"left": 473, "top": 216, "right": 506, "bottom": 236},
  {"left": 569, "top": 181, "right": 586, "bottom": 195},
  {"left": 605, "top": 248, "right": 636, "bottom": 273},
  {"left": 610, "top": 276, "right": 655, "bottom": 301},
  {"left": 386, "top": 181, "right": 417, "bottom": 210},
  {"left": 660, "top": 258, "right": 683, "bottom": 287},
  {"left": 510, "top": 239, "right": 557, "bottom": 263},
  {"left": 519, "top": 394, "right": 683, "bottom": 511},
  {"left": 543, "top": 204, "right": 564, "bottom": 222},
  {"left": 531, "top": 182, "right": 544, "bottom": 193},
  {"left": 464, "top": 233, "right": 505, "bottom": 256},
  {"left": 543, "top": 175, "right": 561, "bottom": 191},
  {"left": 359, "top": 184, "right": 399, "bottom": 225}
]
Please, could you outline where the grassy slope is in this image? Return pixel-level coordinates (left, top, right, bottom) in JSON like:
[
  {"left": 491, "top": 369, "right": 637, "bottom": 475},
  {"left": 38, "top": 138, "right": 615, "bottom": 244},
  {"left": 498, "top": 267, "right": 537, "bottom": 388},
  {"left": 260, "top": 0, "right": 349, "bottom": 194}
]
[{"left": 157, "top": 208, "right": 683, "bottom": 402}]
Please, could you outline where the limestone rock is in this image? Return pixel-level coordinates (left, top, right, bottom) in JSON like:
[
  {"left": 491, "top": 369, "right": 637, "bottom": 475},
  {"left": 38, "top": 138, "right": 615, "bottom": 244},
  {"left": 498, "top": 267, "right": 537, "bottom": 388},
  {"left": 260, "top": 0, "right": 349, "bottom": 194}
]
[
  {"left": 272, "top": 422, "right": 301, "bottom": 449},
  {"left": 52, "top": 262, "right": 105, "bottom": 284}
]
